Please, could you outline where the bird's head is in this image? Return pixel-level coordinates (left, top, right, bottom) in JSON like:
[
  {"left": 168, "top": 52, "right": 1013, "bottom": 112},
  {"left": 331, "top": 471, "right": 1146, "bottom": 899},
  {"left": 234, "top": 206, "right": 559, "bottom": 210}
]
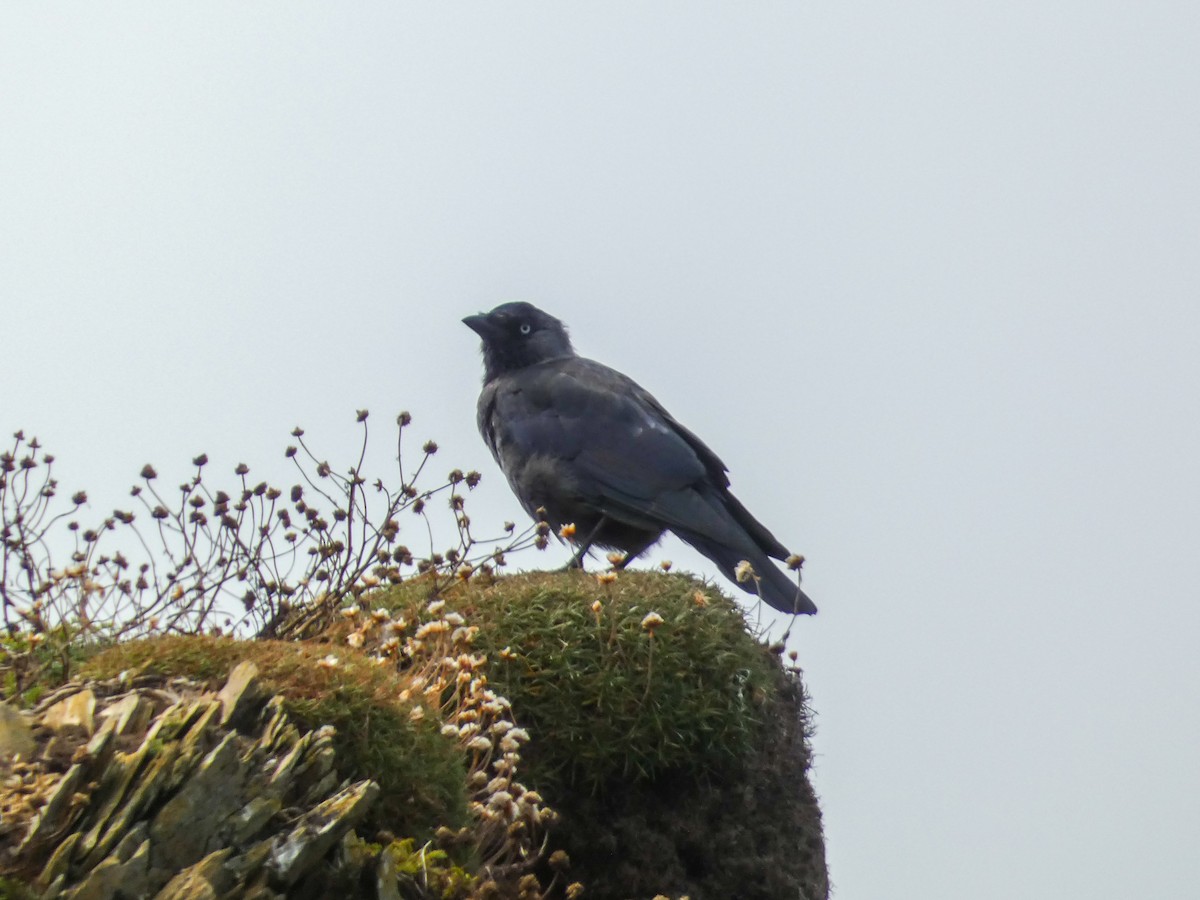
[{"left": 463, "top": 302, "right": 575, "bottom": 381}]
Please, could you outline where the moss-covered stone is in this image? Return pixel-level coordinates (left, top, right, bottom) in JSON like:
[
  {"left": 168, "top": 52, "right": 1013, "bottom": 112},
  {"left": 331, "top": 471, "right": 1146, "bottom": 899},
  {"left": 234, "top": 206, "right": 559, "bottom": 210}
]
[
  {"left": 377, "top": 570, "right": 829, "bottom": 899},
  {"left": 378, "top": 571, "right": 783, "bottom": 791},
  {"left": 81, "top": 636, "right": 469, "bottom": 839}
]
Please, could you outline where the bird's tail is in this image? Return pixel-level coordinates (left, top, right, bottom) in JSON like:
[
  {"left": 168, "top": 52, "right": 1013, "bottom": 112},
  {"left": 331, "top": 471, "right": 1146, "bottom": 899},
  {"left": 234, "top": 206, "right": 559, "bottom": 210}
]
[{"left": 677, "top": 531, "right": 817, "bottom": 615}]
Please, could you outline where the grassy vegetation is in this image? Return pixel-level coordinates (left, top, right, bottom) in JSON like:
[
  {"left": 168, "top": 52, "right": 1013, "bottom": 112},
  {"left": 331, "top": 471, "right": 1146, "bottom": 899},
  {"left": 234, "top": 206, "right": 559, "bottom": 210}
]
[
  {"left": 82, "top": 635, "right": 469, "bottom": 839},
  {"left": 377, "top": 569, "right": 781, "bottom": 792}
]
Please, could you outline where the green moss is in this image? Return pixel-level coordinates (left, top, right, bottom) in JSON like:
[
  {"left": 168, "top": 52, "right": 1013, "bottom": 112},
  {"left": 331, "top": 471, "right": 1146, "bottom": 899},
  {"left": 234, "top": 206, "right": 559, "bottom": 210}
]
[
  {"left": 19, "top": 685, "right": 43, "bottom": 706},
  {"left": 381, "top": 570, "right": 780, "bottom": 792},
  {"left": 341, "top": 835, "right": 475, "bottom": 899},
  {"left": 81, "top": 636, "right": 468, "bottom": 839},
  {"left": 387, "top": 838, "right": 475, "bottom": 897},
  {"left": 1, "top": 625, "right": 101, "bottom": 705},
  {"left": 0, "top": 876, "right": 38, "bottom": 899}
]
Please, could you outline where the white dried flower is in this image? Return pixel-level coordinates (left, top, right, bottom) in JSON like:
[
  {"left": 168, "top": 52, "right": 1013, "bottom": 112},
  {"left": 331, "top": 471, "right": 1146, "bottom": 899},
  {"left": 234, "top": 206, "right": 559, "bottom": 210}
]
[
  {"left": 487, "top": 790, "right": 514, "bottom": 808},
  {"left": 734, "top": 560, "right": 755, "bottom": 583},
  {"left": 346, "top": 632, "right": 364, "bottom": 649},
  {"left": 416, "top": 620, "right": 450, "bottom": 639},
  {"left": 317, "top": 655, "right": 339, "bottom": 669},
  {"left": 641, "top": 611, "right": 664, "bottom": 630},
  {"left": 467, "top": 736, "right": 493, "bottom": 752}
]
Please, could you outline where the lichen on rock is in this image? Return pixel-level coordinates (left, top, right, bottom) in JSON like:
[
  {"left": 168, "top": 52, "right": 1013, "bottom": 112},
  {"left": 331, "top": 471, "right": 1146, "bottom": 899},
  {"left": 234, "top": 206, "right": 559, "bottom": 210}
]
[{"left": 1, "top": 666, "right": 381, "bottom": 899}]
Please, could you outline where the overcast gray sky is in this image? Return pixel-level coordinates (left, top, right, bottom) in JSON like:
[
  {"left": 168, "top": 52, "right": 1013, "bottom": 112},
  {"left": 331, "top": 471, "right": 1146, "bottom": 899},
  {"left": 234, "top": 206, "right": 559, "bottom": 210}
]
[{"left": 3, "top": 4, "right": 1199, "bottom": 897}]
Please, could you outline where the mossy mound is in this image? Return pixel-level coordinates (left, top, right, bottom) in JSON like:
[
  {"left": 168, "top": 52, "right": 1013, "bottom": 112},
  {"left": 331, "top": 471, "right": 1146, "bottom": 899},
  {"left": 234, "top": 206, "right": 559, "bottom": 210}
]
[
  {"left": 82, "top": 635, "right": 468, "bottom": 840},
  {"left": 373, "top": 570, "right": 828, "bottom": 899},
  {"left": 375, "top": 570, "right": 779, "bottom": 791}
]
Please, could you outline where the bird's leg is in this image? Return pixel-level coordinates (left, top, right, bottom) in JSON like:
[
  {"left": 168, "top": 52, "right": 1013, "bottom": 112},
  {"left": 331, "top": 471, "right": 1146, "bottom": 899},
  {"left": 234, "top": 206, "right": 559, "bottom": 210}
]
[
  {"left": 614, "top": 535, "right": 657, "bottom": 570},
  {"left": 560, "top": 517, "right": 610, "bottom": 571}
]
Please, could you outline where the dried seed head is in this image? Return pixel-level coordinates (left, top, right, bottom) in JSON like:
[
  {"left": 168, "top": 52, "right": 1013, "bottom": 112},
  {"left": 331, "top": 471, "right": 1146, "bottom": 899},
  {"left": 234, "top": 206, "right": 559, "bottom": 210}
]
[
  {"left": 140, "top": 464, "right": 157, "bottom": 479},
  {"left": 734, "top": 559, "right": 755, "bottom": 583},
  {"left": 641, "top": 611, "right": 664, "bottom": 631},
  {"left": 786, "top": 554, "right": 805, "bottom": 570}
]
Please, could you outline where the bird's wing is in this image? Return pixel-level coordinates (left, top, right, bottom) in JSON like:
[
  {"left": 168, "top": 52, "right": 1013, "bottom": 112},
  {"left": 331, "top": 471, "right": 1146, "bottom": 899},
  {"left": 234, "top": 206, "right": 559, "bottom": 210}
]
[{"left": 488, "top": 358, "right": 751, "bottom": 546}]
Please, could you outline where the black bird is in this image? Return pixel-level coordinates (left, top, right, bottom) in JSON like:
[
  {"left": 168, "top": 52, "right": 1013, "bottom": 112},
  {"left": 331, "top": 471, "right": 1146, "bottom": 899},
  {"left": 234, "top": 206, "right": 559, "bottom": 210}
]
[{"left": 463, "top": 301, "right": 816, "bottom": 615}]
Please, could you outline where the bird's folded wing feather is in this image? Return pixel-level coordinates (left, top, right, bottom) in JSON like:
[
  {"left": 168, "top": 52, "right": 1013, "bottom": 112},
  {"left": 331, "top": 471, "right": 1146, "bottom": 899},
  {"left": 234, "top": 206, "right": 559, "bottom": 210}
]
[{"left": 489, "top": 359, "right": 755, "bottom": 549}]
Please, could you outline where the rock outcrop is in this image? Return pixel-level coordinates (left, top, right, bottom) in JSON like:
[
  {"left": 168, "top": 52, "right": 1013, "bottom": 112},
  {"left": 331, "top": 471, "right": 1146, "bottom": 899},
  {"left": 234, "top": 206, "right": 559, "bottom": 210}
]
[{"left": 2, "top": 663, "right": 383, "bottom": 899}]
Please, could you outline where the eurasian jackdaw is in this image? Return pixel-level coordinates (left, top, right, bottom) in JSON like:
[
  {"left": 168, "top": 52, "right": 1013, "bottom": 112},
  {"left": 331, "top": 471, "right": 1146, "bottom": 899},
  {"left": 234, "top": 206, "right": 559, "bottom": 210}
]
[{"left": 463, "top": 301, "right": 816, "bottom": 615}]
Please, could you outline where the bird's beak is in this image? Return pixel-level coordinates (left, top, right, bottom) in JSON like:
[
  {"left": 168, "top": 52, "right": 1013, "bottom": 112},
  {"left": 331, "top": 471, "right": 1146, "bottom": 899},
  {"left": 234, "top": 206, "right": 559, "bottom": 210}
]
[{"left": 462, "top": 313, "right": 490, "bottom": 338}]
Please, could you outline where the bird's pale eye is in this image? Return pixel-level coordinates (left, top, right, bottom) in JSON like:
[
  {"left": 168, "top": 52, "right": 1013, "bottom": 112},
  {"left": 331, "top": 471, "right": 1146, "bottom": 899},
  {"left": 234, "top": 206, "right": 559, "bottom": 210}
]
[{"left": 519, "top": 323, "right": 532, "bottom": 335}]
